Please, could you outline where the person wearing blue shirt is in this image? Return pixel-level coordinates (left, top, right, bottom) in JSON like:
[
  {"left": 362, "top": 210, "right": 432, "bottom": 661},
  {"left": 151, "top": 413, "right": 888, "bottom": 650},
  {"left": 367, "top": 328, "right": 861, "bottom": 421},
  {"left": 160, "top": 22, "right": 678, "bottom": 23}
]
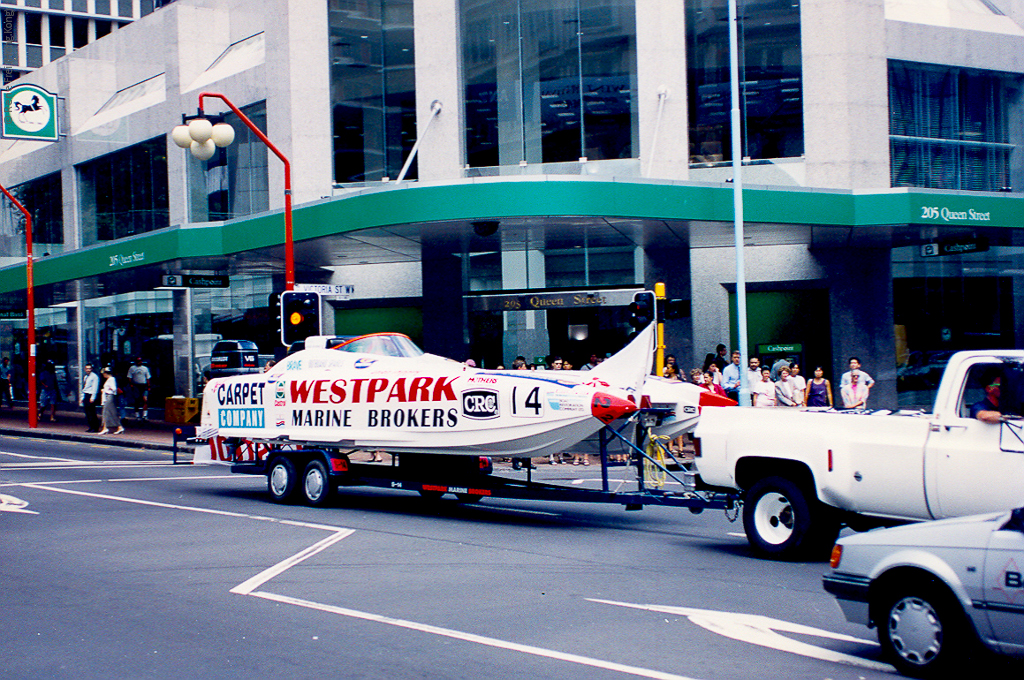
[{"left": 722, "top": 350, "right": 742, "bottom": 401}]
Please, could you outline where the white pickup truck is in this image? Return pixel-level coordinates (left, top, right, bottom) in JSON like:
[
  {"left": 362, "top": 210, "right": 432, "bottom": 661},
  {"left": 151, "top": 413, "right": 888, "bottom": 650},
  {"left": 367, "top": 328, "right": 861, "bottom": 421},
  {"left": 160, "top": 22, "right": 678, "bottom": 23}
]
[{"left": 692, "top": 350, "right": 1024, "bottom": 559}]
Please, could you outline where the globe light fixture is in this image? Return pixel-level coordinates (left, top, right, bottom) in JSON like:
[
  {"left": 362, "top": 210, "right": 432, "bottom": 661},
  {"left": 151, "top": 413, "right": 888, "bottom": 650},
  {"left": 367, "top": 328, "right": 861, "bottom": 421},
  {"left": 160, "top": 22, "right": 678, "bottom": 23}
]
[{"left": 171, "top": 92, "right": 293, "bottom": 290}]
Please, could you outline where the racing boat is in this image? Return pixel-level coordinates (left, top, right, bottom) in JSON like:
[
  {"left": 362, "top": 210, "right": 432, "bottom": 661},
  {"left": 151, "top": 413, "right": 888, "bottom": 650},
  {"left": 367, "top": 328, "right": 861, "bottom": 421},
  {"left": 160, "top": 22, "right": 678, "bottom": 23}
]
[{"left": 195, "top": 325, "right": 654, "bottom": 460}]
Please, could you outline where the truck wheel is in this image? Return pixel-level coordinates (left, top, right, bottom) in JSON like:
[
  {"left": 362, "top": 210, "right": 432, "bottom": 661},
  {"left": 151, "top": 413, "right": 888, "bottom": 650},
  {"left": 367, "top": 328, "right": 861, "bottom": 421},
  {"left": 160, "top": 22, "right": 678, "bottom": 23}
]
[
  {"left": 267, "top": 456, "right": 298, "bottom": 503},
  {"left": 877, "top": 581, "right": 974, "bottom": 677},
  {"left": 743, "top": 476, "right": 818, "bottom": 559},
  {"left": 301, "top": 459, "right": 334, "bottom": 507}
]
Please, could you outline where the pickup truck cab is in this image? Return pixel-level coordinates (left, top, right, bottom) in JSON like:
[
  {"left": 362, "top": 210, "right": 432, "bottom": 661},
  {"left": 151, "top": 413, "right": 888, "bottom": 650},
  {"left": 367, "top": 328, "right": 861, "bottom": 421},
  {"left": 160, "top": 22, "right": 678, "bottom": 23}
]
[{"left": 693, "top": 351, "right": 1024, "bottom": 559}]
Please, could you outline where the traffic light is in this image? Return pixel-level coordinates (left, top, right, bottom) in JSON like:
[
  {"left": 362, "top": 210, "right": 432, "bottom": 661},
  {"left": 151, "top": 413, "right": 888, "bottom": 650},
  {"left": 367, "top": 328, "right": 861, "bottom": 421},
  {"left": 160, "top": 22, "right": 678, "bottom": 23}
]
[
  {"left": 280, "top": 291, "right": 321, "bottom": 346},
  {"left": 628, "top": 291, "right": 656, "bottom": 329}
]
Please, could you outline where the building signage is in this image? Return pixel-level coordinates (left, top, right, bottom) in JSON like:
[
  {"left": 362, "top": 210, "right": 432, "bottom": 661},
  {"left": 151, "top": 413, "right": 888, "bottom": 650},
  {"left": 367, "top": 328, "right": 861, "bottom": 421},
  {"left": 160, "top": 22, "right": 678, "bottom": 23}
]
[
  {"left": 2, "top": 84, "right": 59, "bottom": 142},
  {"left": 918, "top": 204, "right": 993, "bottom": 223},
  {"left": 466, "top": 288, "right": 641, "bottom": 312},
  {"left": 162, "top": 274, "right": 230, "bottom": 288},
  {"left": 0, "top": 310, "right": 27, "bottom": 320},
  {"left": 920, "top": 238, "right": 989, "bottom": 258},
  {"left": 758, "top": 343, "right": 803, "bottom": 353},
  {"left": 109, "top": 251, "right": 145, "bottom": 268},
  {"left": 294, "top": 283, "right": 354, "bottom": 299}
]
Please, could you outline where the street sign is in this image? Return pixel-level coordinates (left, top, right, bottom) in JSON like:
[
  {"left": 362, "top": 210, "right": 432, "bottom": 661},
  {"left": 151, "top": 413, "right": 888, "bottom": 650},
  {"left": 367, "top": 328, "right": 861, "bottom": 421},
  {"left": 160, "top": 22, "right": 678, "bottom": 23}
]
[
  {"left": 0, "top": 310, "right": 27, "bottom": 320},
  {"left": 2, "top": 84, "right": 58, "bottom": 142},
  {"left": 161, "top": 274, "right": 229, "bottom": 288},
  {"left": 294, "top": 283, "right": 353, "bottom": 299}
]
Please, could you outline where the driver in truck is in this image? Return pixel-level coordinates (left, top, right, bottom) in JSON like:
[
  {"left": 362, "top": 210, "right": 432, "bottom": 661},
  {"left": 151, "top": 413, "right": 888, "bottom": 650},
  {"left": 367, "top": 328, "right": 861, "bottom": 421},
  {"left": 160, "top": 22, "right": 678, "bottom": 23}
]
[{"left": 971, "top": 368, "right": 1004, "bottom": 423}]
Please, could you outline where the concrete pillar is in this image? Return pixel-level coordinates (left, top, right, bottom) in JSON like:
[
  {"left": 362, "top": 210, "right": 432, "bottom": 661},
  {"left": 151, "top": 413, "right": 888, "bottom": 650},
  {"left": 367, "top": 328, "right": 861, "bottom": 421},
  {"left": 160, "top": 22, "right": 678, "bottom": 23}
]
[
  {"left": 636, "top": 0, "right": 689, "bottom": 180},
  {"left": 801, "top": 0, "right": 889, "bottom": 190},
  {"left": 413, "top": 0, "right": 465, "bottom": 181}
]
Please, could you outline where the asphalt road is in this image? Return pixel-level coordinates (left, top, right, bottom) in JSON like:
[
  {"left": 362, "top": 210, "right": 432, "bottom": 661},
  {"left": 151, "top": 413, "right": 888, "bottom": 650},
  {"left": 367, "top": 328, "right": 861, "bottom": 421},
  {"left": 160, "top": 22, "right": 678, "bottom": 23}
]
[{"left": 1, "top": 435, "right": 898, "bottom": 680}]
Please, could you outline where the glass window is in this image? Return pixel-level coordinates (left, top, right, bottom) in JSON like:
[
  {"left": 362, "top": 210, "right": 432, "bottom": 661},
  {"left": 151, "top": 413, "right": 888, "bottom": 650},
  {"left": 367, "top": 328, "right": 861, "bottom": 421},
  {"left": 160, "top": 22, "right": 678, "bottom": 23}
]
[
  {"left": 118, "top": 0, "right": 132, "bottom": 17},
  {"left": 686, "top": 0, "right": 804, "bottom": 164},
  {"left": 889, "top": 61, "right": 1021, "bottom": 192},
  {"left": 140, "top": 0, "right": 154, "bottom": 15},
  {"left": 49, "top": 15, "right": 65, "bottom": 46},
  {"left": 0, "top": 172, "right": 64, "bottom": 259},
  {"left": 72, "top": 17, "right": 87, "bottom": 48},
  {"left": 50, "top": 0, "right": 65, "bottom": 9},
  {"left": 72, "top": 0, "right": 87, "bottom": 11},
  {"left": 25, "top": 14, "right": 42, "bottom": 45},
  {"left": 96, "top": 0, "right": 111, "bottom": 15},
  {"left": 329, "top": 0, "right": 416, "bottom": 184},
  {"left": 462, "top": 0, "right": 637, "bottom": 168},
  {"left": 187, "top": 101, "right": 270, "bottom": 222},
  {"left": 77, "top": 137, "right": 170, "bottom": 244},
  {"left": 96, "top": 20, "right": 112, "bottom": 39},
  {"left": 2, "top": 10, "right": 16, "bottom": 66}
]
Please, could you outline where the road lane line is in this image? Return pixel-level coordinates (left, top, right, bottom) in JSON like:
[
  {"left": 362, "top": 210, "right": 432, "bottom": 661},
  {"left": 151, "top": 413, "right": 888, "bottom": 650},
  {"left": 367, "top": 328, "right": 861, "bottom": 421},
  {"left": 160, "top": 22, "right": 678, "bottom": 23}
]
[
  {"left": 246, "top": 589, "right": 705, "bottom": 680},
  {"left": 231, "top": 529, "right": 355, "bottom": 595},
  {"left": 0, "top": 451, "right": 82, "bottom": 462},
  {"left": 18, "top": 483, "right": 353, "bottom": 532}
]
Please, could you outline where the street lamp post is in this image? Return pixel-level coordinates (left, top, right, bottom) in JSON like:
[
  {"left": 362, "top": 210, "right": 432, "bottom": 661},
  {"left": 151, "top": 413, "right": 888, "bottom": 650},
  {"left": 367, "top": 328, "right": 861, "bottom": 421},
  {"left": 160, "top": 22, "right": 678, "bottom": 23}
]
[
  {"left": 171, "top": 92, "right": 294, "bottom": 290},
  {"left": 0, "top": 183, "right": 37, "bottom": 427}
]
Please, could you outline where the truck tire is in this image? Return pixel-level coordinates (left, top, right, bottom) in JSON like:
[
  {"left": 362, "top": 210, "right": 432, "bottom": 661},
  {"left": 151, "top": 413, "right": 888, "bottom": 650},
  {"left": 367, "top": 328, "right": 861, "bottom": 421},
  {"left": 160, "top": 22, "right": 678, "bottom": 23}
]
[
  {"left": 301, "top": 459, "right": 334, "bottom": 507},
  {"left": 742, "top": 475, "right": 836, "bottom": 560},
  {"left": 267, "top": 456, "right": 298, "bottom": 503},
  {"left": 876, "top": 580, "right": 975, "bottom": 678}
]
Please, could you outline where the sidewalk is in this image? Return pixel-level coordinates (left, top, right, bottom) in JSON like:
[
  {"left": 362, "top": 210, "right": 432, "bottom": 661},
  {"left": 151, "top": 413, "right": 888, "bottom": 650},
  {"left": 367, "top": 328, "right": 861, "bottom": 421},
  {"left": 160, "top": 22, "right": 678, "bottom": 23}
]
[{"left": 0, "top": 402, "right": 195, "bottom": 455}]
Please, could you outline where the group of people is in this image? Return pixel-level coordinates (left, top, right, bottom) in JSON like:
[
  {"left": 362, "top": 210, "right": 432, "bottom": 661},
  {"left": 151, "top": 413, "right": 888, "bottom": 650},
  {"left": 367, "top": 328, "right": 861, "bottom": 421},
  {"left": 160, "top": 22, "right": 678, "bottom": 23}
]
[
  {"left": 667, "top": 347, "right": 877, "bottom": 410},
  {"left": 79, "top": 357, "right": 152, "bottom": 434}
]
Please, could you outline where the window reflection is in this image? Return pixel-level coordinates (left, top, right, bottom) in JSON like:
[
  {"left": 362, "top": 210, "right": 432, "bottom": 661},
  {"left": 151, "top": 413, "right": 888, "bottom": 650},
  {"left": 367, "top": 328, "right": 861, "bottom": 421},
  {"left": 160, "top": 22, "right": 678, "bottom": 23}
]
[
  {"left": 462, "top": 0, "right": 637, "bottom": 168},
  {"left": 77, "top": 137, "right": 169, "bottom": 244},
  {"left": 686, "top": 0, "right": 804, "bottom": 164}
]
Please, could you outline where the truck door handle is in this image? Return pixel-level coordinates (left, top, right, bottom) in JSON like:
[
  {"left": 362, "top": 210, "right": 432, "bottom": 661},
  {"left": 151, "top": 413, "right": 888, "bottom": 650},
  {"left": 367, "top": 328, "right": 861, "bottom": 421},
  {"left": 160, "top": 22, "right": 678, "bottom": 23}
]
[{"left": 943, "top": 425, "right": 967, "bottom": 432}]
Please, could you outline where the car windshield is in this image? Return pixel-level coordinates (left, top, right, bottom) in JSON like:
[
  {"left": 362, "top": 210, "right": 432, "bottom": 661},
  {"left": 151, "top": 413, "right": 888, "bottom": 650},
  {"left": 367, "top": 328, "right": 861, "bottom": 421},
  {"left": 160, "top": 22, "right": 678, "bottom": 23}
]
[{"left": 332, "top": 334, "right": 424, "bottom": 358}]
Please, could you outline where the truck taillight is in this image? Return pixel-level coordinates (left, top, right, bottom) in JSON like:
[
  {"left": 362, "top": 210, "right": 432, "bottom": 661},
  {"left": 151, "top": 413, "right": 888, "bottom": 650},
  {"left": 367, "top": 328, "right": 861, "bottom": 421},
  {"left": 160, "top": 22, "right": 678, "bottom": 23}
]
[
  {"left": 693, "top": 437, "right": 702, "bottom": 457},
  {"left": 330, "top": 458, "right": 349, "bottom": 473},
  {"left": 829, "top": 544, "right": 843, "bottom": 569}
]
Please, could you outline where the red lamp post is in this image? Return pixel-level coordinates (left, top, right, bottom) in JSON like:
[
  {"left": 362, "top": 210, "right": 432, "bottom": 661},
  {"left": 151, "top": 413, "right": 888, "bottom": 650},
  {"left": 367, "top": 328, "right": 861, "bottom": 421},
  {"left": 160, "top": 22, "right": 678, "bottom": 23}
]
[
  {"left": 0, "top": 182, "right": 37, "bottom": 427},
  {"left": 171, "top": 92, "right": 294, "bottom": 290}
]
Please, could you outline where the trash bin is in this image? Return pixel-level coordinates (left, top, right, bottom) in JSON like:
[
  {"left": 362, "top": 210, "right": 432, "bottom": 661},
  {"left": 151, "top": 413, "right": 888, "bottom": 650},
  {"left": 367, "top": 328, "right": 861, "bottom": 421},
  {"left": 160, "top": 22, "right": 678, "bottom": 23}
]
[{"left": 165, "top": 396, "right": 200, "bottom": 424}]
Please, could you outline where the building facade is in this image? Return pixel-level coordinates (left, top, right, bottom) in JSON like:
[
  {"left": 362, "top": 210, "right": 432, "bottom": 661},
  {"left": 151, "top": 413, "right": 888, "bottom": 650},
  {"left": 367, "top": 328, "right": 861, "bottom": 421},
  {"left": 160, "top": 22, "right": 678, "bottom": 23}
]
[{"left": 1, "top": 0, "right": 1023, "bottom": 411}]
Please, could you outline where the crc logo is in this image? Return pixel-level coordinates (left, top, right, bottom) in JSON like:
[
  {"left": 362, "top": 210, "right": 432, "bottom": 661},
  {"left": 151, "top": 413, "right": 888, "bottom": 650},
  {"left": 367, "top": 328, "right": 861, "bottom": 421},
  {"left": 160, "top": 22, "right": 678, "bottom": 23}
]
[{"left": 462, "top": 389, "right": 499, "bottom": 419}]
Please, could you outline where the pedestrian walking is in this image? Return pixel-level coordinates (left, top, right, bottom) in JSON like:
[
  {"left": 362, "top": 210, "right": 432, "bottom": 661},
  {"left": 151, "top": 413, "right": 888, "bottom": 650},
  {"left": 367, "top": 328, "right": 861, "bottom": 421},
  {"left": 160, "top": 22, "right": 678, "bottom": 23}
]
[
  {"left": 80, "top": 363, "right": 101, "bottom": 432},
  {"left": 0, "top": 356, "right": 12, "bottom": 407},
  {"left": 98, "top": 367, "right": 124, "bottom": 435}
]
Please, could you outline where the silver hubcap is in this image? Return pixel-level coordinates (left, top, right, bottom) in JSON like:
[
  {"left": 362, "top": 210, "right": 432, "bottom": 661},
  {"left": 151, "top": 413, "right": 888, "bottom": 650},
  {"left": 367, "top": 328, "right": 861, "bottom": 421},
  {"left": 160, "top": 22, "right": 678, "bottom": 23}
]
[
  {"left": 889, "top": 596, "right": 942, "bottom": 666},
  {"left": 754, "top": 492, "right": 794, "bottom": 545},
  {"left": 305, "top": 467, "right": 324, "bottom": 501},
  {"left": 270, "top": 464, "right": 290, "bottom": 496}
]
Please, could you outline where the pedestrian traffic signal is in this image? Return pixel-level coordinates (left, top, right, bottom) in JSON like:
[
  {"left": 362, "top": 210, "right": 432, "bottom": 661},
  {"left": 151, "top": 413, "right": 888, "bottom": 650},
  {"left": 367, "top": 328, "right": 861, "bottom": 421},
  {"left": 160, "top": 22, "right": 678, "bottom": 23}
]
[
  {"left": 280, "top": 291, "right": 321, "bottom": 346},
  {"left": 628, "top": 291, "right": 656, "bottom": 329}
]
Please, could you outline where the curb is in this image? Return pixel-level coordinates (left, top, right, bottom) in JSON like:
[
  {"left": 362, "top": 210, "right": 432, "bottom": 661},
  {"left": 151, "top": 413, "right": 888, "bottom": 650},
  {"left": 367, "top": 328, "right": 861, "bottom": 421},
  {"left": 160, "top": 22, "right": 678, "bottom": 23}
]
[{"left": 0, "top": 426, "right": 193, "bottom": 454}]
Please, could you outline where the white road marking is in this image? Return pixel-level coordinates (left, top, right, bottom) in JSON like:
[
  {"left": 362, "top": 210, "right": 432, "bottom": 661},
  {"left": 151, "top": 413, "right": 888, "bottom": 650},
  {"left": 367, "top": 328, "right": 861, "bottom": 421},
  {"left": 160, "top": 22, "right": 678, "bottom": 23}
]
[
  {"left": 18, "top": 483, "right": 351, "bottom": 532},
  {"left": 230, "top": 530, "right": 355, "bottom": 595},
  {"left": 589, "top": 599, "right": 892, "bottom": 673},
  {"left": 245, "top": 589, "right": 705, "bottom": 680},
  {"left": 0, "top": 450, "right": 82, "bottom": 462},
  {"left": 0, "top": 493, "right": 38, "bottom": 514}
]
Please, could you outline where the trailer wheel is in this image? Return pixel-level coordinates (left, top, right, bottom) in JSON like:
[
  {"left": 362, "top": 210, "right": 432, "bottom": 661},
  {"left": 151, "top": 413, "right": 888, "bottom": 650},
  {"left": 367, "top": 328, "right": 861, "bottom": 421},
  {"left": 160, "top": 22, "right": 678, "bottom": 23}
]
[
  {"left": 302, "top": 459, "right": 334, "bottom": 507},
  {"left": 268, "top": 456, "right": 298, "bottom": 503},
  {"left": 743, "top": 475, "right": 833, "bottom": 560}
]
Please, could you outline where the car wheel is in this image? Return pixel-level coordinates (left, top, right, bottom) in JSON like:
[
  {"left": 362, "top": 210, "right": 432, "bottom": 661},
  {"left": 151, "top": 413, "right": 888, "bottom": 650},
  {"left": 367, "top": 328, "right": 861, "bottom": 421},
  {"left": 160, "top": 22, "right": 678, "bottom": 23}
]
[
  {"left": 302, "top": 459, "right": 334, "bottom": 507},
  {"left": 743, "top": 475, "right": 835, "bottom": 560},
  {"left": 878, "top": 583, "right": 973, "bottom": 678},
  {"left": 267, "top": 456, "right": 298, "bottom": 503}
]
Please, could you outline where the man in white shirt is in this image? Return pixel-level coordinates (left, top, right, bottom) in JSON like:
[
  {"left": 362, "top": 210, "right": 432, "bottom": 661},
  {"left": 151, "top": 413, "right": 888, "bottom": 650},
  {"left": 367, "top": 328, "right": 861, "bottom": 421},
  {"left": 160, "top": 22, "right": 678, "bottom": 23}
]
[
  {"left": 746, "top": 356, "right": 762, "bottom": 392},
  {"left": 840, "top": 357, "right": 875, "bottom": 388},
  {"left": 80, "top": 363, "right": 101, "bottom": 432},
  {"left": 126, "top": 357, "right": 152, "bottom": 420}
]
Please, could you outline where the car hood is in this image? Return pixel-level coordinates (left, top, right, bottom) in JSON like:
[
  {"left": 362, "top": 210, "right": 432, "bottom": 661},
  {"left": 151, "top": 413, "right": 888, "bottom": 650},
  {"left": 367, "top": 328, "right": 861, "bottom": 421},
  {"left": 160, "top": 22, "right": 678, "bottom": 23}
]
[{"left": 838, "top": 510, "right": 1015, "bottom": 551}]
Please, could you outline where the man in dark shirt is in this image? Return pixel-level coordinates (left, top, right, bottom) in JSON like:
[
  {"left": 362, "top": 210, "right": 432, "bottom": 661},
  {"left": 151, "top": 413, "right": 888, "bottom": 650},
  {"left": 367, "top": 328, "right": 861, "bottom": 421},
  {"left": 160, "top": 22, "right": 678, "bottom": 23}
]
[{"left": 971, "top": 374, "right": 1003, "bottom": 423}]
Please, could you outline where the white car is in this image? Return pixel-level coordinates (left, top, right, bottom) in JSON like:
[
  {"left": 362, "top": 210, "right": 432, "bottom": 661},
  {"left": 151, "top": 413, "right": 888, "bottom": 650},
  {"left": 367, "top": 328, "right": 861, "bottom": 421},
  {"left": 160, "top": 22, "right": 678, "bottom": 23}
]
[{"left": 823, "top": 507, "right": 1024, "bottom": 677}]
